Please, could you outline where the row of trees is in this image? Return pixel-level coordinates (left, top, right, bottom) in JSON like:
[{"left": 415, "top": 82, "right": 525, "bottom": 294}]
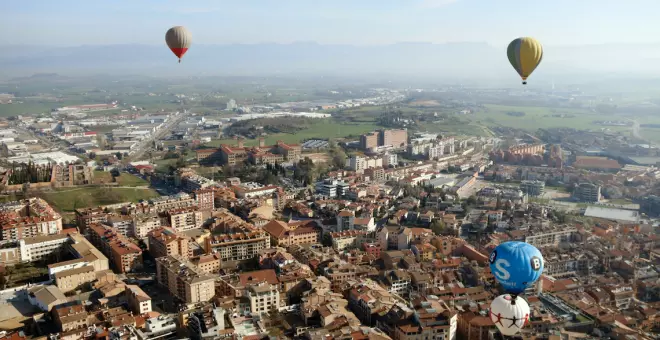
[{"left": 7, "top": 162, "right": 54, "bottom": 185}]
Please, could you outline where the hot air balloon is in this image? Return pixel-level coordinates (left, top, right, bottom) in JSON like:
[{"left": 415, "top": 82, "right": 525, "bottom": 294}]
[
  {"left": 489, "top": 241, "right": 544, "bottom": 294},
  {"left": 165, "top": 26, "right": 192, "bottom": 63},
  {"left": 507, "top": 37, "right": 543, "bottom": 85},
  {"left": 489, "top": 294, "right": 530, "bottom": 336}
]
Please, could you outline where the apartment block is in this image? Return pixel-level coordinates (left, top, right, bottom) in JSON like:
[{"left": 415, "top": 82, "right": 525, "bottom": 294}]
[
  {"left": 126, "top": 284, "right": 152, "bottom": 315},
  {"left": 167, "top": 207, "right": 203, "bottom": 232},
  {"left": 262, "top": 220, "right": 321, "bottom": 247},
  {"left": 105, "top": 215, "right": 134, "bottom": 237},
  {"left": 1, "top": 198, "right": 63, "bottom": 241},
  {"left": 133, "top": 214, "right": 162, "bottom": 239},
  {"left": 75, "top": 207, "right": 108, "bottom": 232},
  {"left": 520, "top": 180, "right": 545, "bottom": 197},
  {"left": 205, "top": 231, "right": 270, "bottom": 263},
  {"left": 379, "top": 129, "right": 408, "bottom": 148},
  {"left": 524, "top": 226, "right": 577, "bottom": 248},
  {"left": 54, "top": 265, "right": 96, "bottom": 293},
  {"left": 573, "top": 183, "right": 602, "bottom": 203},
  {"left": 194, "top": 189, "right": 215, "bottom": 212},
  {"left": 217, "top": 269, "right": 281, "bottom": 315},
  {"left": 87, "top": 223, "right": 142, "bottom": 273},
  {"left": 18, "top": 234, "right": 70, "bottom": 262},
  {"left": 148, "top": 227, "right": 191, "bottom": 259},
  {"left": 156, "top": 255, "right": 215, "bottom": 304}
]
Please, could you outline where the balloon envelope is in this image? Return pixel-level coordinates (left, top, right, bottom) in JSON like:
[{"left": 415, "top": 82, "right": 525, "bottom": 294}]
[
  {"left": 490, "top": 294, "right": 530, "bottom": 336},
  {"left": 507, "top": 37, "right": 543, "bottom": 84},
  {"left": 165, "top": 26, "right": 192, "bottom": 62},
  {"left": 489, "top": 241, "right": 544, "bottom": 294}
]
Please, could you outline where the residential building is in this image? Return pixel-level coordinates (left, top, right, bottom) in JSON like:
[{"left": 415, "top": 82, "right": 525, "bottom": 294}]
[
  {"left": 156, "top": 255, "right": 215, "bottom": 304},
  {"left": 349, "top": 155, "right": 383, "bottom": 173},
  {"left": 105, "top": 215, "right": 134, "bottom": 237},
  {"left": 188, "top": 304, "right": 228, "bottom": 340},
  {"left": 217, "top": 269, "right": 281, "bottom": 315},
  {"left": 573, "top": 183, "right": 602, "bottom": 203},
  {"left": 393, "top": 297, "right": 458, "bottom": 340},
  {"left": 204, "top": 229, "right": 270, "bottom": 263},
  {"left": 75, "top": 207, "right": 107, "bottom": 231},
  {"left": 315, "top": 179, "right": 349, "bottom": 198},
  {"left": 126, "top": 284, "right": 152, "bottom": 314},
  {"left": 133, "top": 214, "right": 162, "bottom": 238},
  {"left": 382, "top": 270, "right": 411, "bottom": 296},
  {"left": 382, "top": 152, "right": 398, "bottom": 168},
  {"left": 360, "top": 132, "right": 379, "bottom": 151},
  {"left": 329, "top": 230, "right": 376, "bottom": 251},
  {"left": 520, "top": 180, "right": 545, "bottom": 197},
  {"left": 52, "top": 303, "right": 89, "bottom": 333},
  {"left": 195, "top": 188, "right": 215, "bottom": 211},
  {"left": 379, "top": 129, "right": 408, "bottom": 149},
  {"left": 347, "top": 279, "right": 398, "bottom": 326},
  {"left": 0, "top": 198, "right": 63, "bottom": 241},
  {"left": 524, "top": 226, "right": 577, "bottom": 248},
  {"left": 194, "top": 253, "right": 221, "bottom": 274},
  {"left": 148, "top": 227, "right": 191, "bottom": 259},
  {"left": 365, "top": 167, "right": 386, "bottom": 182},
  {"left": 27, "top": 285, "right": 67, "bottom": 312},
  {"left": 54, "top": 265, "right": 96, "bottom": 293},
  {"left": 167, "top": 207, "right": 203, "bottom": 231},
  {"left": 18, "top": 234, "right": 70, "bottom": 262},
  {"left": 262, "top": 220, "right": 321, "bottom": 247},
  {"left": 87, "top": 223, "right": 143, "bottom": 273}
]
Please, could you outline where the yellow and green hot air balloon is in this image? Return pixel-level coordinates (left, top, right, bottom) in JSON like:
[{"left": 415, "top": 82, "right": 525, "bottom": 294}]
[{"left": 507, "top": 37, "right": 543, "bottom": 85}]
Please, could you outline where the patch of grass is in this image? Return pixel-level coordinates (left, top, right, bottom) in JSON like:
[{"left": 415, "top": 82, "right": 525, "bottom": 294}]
[
  {"left": 41, "top": 187, "right": 160, "bottom": 211},
  {"left": 117, "top": 174, "right": 150, "bottom": 187},
  {"left": 5, "top": 262, "right": 48, "bottom": 287}
]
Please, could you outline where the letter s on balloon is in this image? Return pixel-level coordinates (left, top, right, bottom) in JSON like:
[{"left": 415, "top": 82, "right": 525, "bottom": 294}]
[{"left": 494, "top": 259, "right": 511, "bottom": 281}]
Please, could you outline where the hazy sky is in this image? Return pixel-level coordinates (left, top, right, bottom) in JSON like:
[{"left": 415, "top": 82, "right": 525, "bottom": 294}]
[{"left": 5, "top": 0, "right": 660, "bottom": 46}]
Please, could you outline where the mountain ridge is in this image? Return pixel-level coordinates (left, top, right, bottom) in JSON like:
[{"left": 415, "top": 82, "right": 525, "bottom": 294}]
[{"left": 2, "top": 42, "right": 660, "bottom": 79}]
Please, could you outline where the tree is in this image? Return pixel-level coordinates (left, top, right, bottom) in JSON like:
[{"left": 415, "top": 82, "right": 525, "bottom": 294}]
[
  {"left": 332, "top": 154, "right": 346, "bottom": 169},
  {"left": 321, "top": 233, "right": 333, "bottom": 247},
  {"left": 466, "top": 195, "right": 478, "bottom": 207},
  {"left": 431, "top": 220, "right": 446, "bottom": 235},
  {"left": 602, "top": 186, "right": 623, "bottom": 199},
  {"left": 115, "top": 152, "right": 123, "bottom": 160}
]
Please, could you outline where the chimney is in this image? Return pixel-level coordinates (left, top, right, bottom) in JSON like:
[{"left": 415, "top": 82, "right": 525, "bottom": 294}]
[
  {"left": 258, "top": 137, "right": 265, "bottom": 148},
  {"left": 237, "top": 137, "right": 244, "bottom": 148}
]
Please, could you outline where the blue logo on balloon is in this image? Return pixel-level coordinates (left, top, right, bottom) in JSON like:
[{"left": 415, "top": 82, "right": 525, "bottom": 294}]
[{"left": 489, "top": 241, "right": 544, "bottom": 294}]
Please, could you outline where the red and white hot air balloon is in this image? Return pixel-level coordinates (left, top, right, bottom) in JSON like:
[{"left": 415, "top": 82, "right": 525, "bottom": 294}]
[{"left": 165, "top": 26, "right": 192, "bottom": 63}]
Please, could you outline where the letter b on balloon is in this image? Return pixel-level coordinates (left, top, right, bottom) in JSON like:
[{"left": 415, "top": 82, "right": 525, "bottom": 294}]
[{"left": 489, "top": 242, "right": 544, "bottom": 294}]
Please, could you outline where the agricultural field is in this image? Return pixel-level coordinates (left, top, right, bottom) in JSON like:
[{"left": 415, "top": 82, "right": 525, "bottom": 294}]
[{"left": 474, "top": 105, "right": 606, "bottom": 131}]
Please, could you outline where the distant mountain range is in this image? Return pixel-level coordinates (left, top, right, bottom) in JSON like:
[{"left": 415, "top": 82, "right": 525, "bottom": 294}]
[{"left": 3, "top": 42, "right": 660, "bottom": 80}]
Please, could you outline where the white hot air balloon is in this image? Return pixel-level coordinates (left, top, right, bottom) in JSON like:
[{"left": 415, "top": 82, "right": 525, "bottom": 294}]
[
  {"left": 489, "top": 294, "right": 530, "bottom": 336},
  {"left": 165, "top": 26, "right": 192, "bottom": 63}
]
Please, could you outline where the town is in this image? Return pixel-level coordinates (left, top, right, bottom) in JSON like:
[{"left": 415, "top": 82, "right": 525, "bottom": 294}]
[{"left": 0, "top": 78, "right": 658, "bottom": 340}]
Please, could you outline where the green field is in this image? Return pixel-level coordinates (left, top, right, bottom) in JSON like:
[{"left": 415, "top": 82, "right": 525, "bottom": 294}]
[
  {"left": 40, "top": 187, "right": 160, "bottom": 212},
  {"left": 474, "top": 105, "right": 606, "bottom": 130},
  {"left": 117, "top": 174, "right": 150, "bottom": 187},
  {"left": 93, "top": 171, "right": 150, "bottom": 187},
  {"left": 206, "top": 120, "right": 380, "bottom": 147}
]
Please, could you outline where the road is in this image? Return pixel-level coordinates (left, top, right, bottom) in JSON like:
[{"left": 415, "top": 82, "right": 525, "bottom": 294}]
[{"left": 128, "top": 110, "right": 191, "bottom": 162}]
